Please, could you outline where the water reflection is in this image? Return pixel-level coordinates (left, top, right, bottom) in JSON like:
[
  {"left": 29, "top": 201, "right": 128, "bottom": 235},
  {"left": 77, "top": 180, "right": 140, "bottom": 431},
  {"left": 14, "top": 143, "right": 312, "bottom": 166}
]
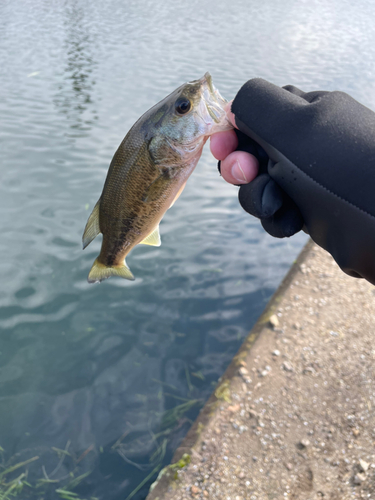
[{"left": 53, "top": 3, "right": 97, "bottom": 129}]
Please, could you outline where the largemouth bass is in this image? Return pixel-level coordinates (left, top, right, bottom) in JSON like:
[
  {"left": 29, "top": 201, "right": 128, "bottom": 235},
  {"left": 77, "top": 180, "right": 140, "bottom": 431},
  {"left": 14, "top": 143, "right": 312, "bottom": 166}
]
[{"left": 83, "top": 73, "right": 232, "bottom": 283}]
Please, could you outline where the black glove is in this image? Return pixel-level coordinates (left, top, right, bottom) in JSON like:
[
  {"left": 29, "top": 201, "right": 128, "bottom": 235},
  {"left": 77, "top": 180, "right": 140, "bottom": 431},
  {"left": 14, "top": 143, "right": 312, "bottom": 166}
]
[{"left": 231, "top": 79, "right": 375, "bottom": 285}]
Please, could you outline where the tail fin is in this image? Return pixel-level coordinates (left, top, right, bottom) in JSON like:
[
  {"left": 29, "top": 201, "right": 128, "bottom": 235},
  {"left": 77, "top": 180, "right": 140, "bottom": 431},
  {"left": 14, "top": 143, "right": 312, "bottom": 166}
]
[{"left": 87, "top": 258, "right": 135, "bottom": 283}]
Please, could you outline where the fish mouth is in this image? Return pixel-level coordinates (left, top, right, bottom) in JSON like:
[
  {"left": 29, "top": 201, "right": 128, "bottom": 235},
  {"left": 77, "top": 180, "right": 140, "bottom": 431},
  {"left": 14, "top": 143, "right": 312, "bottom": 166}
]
[{"left": 199, "top": 72, "right": 228, "bottom": 124}]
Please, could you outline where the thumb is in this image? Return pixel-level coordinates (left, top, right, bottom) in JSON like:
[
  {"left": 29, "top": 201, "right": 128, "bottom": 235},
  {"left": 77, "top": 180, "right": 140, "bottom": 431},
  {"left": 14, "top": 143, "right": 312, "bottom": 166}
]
[{"left": 224, "top": 100, "right": 237, "bottom": 128}]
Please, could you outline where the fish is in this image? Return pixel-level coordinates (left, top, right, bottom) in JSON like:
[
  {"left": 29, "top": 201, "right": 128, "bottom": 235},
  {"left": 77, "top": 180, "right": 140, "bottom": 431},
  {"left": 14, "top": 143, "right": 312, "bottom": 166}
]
[{"left": 82, "top": 72, "right": 232, "bottom": 283}]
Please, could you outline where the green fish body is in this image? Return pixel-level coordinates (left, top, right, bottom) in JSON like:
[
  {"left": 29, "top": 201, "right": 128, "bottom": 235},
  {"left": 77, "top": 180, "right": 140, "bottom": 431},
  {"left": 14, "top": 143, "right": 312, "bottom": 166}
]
[{"left": 83, "top": 73, "right": 232, "bottom": 283}]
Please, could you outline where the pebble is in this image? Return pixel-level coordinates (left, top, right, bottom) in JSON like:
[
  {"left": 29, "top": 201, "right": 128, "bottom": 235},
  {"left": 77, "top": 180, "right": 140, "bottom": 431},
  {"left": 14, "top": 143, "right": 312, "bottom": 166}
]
[
  {"left": 272, "top": 349, "right": 280, "bottom": 356},
  {"left": 353, "top": 473, "right": 366, "bottom": 485},
  {"left": 269, "top": 314, "right": 280, "bottom": 328},
  {"left": 249, "top": 410, "right": 259, "bottom": 419},
  {"left": 359, "top": 459, "right": 369, "bottom": 472},
  {"left": 238, "top": 367, "right": 252, "bottom": 383},
  {"left": 191, "top": 485, "right": 201, "bottom": 495},
  {"left": 282, "top": 361, "right": 294, "bottom": 372},
  {"left": 303, "top": 366, "right": 315, "bottom": 374},
  {"left": 300, "top": 439, "right": 310, "bottom": 448},
  {"left": 227, "top": 404, "right": 241, "bottom": 413}
]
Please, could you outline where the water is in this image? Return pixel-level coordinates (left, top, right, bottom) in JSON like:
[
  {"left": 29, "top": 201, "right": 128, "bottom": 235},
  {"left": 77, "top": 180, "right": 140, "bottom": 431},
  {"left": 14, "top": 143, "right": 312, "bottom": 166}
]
[{"left": 1, "top": 0, "right": 375, "bottom": 498}]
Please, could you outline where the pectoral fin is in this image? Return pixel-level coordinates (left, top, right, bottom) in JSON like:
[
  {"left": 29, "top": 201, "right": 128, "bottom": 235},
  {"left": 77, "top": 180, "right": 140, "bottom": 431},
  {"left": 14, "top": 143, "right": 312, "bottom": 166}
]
[
  {"left": 83, "top": 199, "right": 101, "bottom": 249},
  {"left": 169, "top": 181, "right": 187, "bottom": 208},
  {"left": 139, "top": 225, "right": 161, "bottom": 246},
  {"left": 142, "top": 172, "right": 170, "bottom": 203}
]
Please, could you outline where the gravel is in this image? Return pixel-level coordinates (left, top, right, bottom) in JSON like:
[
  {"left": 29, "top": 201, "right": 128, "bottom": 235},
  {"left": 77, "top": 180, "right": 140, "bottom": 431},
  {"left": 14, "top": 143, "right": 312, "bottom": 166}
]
[{"left": 147, "top": 242, "right": 375, "bottom": 500}]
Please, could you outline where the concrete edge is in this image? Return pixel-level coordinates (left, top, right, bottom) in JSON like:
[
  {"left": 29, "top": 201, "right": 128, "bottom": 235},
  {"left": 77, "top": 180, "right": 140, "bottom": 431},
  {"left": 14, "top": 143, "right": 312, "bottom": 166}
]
[{"left": 146, "top": 238, "right": 314, "bottom": 499}]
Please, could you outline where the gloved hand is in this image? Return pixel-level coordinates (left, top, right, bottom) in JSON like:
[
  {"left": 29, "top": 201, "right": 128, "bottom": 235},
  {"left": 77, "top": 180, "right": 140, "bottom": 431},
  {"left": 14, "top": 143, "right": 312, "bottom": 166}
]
[{"left": 213, "top": 79, "right": 375, "bottom": 285}]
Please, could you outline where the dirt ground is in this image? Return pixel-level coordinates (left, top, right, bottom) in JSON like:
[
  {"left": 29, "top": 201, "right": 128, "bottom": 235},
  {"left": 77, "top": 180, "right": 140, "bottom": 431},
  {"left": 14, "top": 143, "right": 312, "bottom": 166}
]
[{"left": 146, "top": 240, "right": 375, "bottom": 500}]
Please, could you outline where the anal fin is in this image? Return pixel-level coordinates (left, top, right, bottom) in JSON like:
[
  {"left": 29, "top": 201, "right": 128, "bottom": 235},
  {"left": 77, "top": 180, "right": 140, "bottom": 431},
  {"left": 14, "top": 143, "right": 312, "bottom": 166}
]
[{"left": 139, "top": 225, "right": 161, "bottom": 246}]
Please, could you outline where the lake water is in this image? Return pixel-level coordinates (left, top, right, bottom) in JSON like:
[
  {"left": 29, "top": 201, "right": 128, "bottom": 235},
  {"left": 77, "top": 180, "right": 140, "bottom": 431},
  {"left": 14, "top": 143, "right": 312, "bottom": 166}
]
[{"left": 1, "top": 0, "right": 375, "bottom": 498}]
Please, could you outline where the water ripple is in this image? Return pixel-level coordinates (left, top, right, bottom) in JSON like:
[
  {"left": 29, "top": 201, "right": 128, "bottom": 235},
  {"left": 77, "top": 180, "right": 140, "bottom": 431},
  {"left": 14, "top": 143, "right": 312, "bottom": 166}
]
[{"left": 1, "top": 0, "right": 373, "bottom": 497}]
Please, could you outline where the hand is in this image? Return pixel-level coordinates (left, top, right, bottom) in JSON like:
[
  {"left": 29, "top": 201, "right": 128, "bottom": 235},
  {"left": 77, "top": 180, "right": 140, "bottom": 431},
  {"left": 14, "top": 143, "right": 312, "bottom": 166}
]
[
  {"left": 210, "top": 99, "right": 304, "bottom": 239},
  {"left": 210, "top": 103, "right": 259, "bottom": 185},
  {"left": 209, "top": 79, "right": 375, "bottom": 285}
]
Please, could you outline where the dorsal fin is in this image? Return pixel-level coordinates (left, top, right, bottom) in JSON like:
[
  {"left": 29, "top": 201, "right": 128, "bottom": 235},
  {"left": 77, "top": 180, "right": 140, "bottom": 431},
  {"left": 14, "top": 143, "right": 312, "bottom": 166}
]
[
  {"left": 82, "top": 199, "right": 101, "bottom": 249},
  {"left": 139, "top": 225, "right": 161, "bottom": 246}
]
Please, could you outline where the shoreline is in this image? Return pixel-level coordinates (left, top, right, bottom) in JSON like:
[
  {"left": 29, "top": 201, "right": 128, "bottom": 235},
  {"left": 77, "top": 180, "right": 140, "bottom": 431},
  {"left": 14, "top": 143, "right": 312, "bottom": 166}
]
[{"left": 146, "top": 239, "right": 375, "bottom": 499}]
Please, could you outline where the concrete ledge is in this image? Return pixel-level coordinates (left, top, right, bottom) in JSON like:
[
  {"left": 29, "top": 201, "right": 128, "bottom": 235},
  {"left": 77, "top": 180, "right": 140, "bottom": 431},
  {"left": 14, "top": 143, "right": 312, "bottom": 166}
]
[{"left": 146, "top": 240, "right": 375, "bottom": 500}]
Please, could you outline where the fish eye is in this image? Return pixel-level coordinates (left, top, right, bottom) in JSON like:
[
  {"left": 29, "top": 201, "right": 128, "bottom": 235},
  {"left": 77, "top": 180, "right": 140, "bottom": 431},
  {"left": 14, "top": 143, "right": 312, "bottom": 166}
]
[{"left": 175, "top": 97, "right": 191, "bottom": 115}]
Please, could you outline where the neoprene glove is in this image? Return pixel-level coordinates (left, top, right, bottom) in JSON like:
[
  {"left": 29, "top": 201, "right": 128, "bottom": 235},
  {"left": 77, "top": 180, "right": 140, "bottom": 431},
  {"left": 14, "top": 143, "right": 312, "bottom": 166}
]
[{"left": 230, "top": 79, "right": 375, "bottom": 285}]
